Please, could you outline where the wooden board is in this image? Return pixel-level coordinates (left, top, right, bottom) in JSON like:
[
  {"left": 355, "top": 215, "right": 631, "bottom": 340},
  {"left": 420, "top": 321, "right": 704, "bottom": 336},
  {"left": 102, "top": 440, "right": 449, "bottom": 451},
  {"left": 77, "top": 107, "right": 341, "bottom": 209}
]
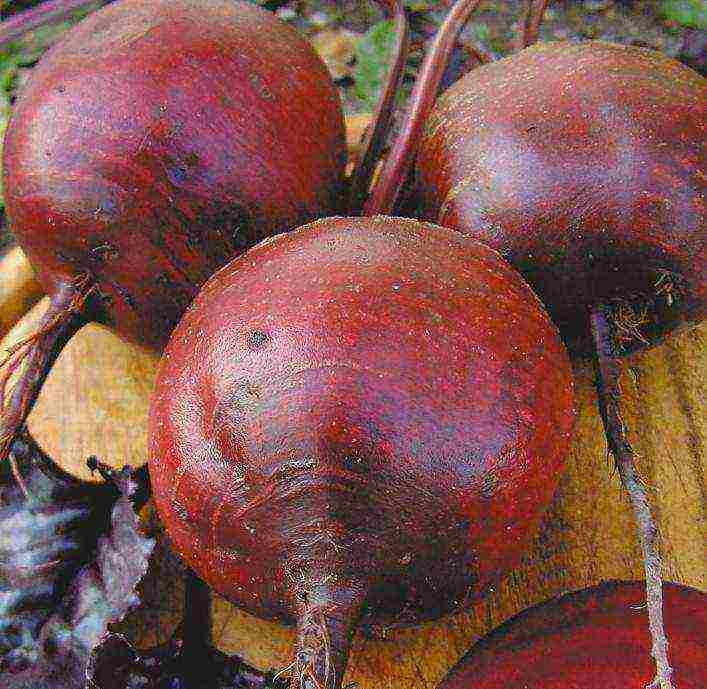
[
  {"left": 1, "top": 284, "right": 704, "bottom": 687},
  {"left": 0, "top": 246, "right": 43, "bottom": 341},
  {"left": 2, "top": 298, "right": 159, "bottom": 482}
]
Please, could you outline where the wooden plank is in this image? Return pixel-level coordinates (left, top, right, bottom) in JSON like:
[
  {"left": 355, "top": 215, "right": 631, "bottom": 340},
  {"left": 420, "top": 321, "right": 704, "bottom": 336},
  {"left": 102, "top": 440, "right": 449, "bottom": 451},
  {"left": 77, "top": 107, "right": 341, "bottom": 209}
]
[
  {"left": 0, "top": 246, "right": 43, "bottom": 340},
  {"left": 1, "top": 298, "right": 158, "bottom": 481}
]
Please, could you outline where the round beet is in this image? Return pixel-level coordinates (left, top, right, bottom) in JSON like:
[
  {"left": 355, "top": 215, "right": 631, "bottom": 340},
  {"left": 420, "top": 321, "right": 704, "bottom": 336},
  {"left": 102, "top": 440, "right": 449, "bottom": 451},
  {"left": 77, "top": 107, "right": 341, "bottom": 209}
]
[
  {"left": 0, "top": 0, "right": 345, "bottom": 465},
  {"left": 414, "top": 40, "right": 705, "bottom": 688},
  {"left": 148, "top": 215, "right": 576, "bottom": 689},
  {"left": 437, "top": 581, "right": 706, "bottom": 689},
  {"left": 416, "top": 41, "right": 705, "bottom": 356}
]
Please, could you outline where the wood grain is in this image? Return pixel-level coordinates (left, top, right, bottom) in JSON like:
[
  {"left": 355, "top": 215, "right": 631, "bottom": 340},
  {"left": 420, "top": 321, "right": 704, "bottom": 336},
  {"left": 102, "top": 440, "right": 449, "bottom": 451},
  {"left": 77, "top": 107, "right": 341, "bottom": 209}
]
[
  {"left": 1, "top": 299, "right": 703, "bottom": 688},
  {"left": 1, "top": 298, "right": 159, "bottom": 481},
  {"left": 0, "top": 246, "right": 43, "bottom": 340}
]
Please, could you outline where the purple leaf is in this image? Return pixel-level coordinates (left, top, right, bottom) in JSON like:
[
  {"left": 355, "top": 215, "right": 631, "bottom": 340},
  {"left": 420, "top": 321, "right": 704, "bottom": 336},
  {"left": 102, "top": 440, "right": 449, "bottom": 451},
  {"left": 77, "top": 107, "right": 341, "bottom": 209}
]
[
  {"left": 88, "top": 573, "right": 285, "bottom": 689},
  {"left": 0, "top": 432, "right": 153, "bottom": 688},
  {"left": 87, "top": 631, "right": 282, "bottom": 689}
]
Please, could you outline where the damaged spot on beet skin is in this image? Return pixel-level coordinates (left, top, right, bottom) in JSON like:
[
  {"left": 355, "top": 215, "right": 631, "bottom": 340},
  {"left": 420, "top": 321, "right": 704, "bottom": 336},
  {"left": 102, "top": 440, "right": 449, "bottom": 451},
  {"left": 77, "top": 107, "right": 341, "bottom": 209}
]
[{"left": 247, "top": 330, "right": 270, "bottom": 350}]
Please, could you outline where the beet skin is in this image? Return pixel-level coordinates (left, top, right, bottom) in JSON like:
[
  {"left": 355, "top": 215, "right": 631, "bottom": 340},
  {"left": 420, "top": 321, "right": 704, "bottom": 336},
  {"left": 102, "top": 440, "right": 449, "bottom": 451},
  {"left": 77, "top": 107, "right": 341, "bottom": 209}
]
[
  {"left": 0, "top": 0, "right": 345, "bottom": 469},
  {"left": 3, "top": 0, "right": 346, "bottom": 349},
  {"left": 417, "top": 41, "right": 706, "bottom": 355},
  {"left": 437, "top": 580, "right": 706, "bottom": 689},
  {"left": 149, "top": 216, "right": 576, "bottom": 688},
  {"left": 415, "top": 41, "right": 705, "bottom": 687}
]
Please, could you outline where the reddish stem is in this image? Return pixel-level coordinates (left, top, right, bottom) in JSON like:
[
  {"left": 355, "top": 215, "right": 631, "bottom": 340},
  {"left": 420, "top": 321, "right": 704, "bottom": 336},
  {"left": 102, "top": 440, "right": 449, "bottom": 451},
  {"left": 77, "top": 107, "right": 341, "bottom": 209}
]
[
  {"left": 364, "top": 0, "right": 484, "bottom": 216},
  {"left": 0, "top": 281, "right": 90, "bottom": 470},
  {"left": 348, "top": 0, "right": 410, "bottom": 213},
  {"left": 0, "top": 0, "right": 107, "bottom": 50},
  {"left": 515, "top": 0, "right": 551, "bottom": 51},
  {"left": 589, "top": 303, "right": 674, "bottom": 689},
  {"left": 464, "top": 42, "right": 493, "bottom": 66}
]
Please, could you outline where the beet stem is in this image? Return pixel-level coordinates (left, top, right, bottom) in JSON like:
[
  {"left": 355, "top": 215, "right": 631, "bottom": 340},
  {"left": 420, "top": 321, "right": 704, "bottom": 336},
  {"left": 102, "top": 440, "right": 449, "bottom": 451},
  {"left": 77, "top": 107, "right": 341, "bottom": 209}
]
[
  {"left": 348, "top": 0, "right": 410, "bottom": 214},
  {"left": 515, "top": 0, "right": 550, "bottom": 51},
  {"left": 288, "top": 576, "right": 367, "bottom": 689},
  {"left": 589, "top": 303, "right": 675, "bottom": 689},
  {"left": 364, "top": 0, "right": 484, "bottom": 216},
  {"left": 0, "top": 281, "right": 90, "bottom": 472},
  {"left": 0, "top": 0, "right": 107, "bottom": 50}
]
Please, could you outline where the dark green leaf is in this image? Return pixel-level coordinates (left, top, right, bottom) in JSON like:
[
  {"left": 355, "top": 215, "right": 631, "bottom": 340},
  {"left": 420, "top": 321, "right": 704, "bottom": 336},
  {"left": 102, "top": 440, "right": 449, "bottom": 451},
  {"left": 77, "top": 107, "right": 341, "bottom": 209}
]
[
  {"left": 661, "top": 0, "right": 707, "bottom": 29},
  {"left": 354, "top": 18, "right": 398, "bottom": 111}
]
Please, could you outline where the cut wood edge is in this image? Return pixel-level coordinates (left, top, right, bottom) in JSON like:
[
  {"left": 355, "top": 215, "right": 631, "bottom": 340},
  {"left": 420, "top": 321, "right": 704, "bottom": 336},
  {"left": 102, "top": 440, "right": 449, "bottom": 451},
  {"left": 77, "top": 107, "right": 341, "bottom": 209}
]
[
  {"left": 0, "top": 246, "right": 44, "bottom": 340},
  {"left": 1, "top": 299, "right": 159, "bottom": 481}
]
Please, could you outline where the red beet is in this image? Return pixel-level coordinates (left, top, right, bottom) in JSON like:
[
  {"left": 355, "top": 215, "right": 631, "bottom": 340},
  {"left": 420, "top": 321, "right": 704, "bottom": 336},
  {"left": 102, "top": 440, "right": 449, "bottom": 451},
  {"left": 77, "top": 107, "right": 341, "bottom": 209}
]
[
  {"left": 416, "top": 41, "right": 706, "bottom": 355},
  {"left": 0, "top": 0, "right": 346, "bottom": 465},
  {"left": 414, "top": 40, "right": 706, "bottom": 688},
  {"left": 148, "top": 215, "right": 576, "bottom": 689},
  {"left": 437, "top": 581, "right": 706, "bottom": 689}
]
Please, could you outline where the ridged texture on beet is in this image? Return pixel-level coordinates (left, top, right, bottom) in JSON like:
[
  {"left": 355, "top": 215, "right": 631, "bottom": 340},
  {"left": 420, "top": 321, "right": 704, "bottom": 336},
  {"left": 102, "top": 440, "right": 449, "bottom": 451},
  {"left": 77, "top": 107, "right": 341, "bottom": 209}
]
[
  {"left": 416, "top": 41, "right": 706, "bottom": 354},
  {"left": 148, "top": 215, "right": 575, "bottom": 632}
]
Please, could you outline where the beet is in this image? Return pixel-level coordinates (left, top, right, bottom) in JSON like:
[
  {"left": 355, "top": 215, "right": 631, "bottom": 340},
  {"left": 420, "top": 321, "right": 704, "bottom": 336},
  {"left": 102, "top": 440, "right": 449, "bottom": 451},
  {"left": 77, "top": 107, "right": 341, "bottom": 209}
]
[
  {"left": 416, "top": 41, "right": 705, "bottom": 355},
  {"left": 413, "top": 40, "right": 705, "bottom": 688},
  {"left": 437, "top": 581, "right": 706, "bottom": 689},
  {"left": 148, "top": 215, "right": 576, "bottom": 689},
  {"left": 0, "top": 0, "right": 346, "bottom": 466}
]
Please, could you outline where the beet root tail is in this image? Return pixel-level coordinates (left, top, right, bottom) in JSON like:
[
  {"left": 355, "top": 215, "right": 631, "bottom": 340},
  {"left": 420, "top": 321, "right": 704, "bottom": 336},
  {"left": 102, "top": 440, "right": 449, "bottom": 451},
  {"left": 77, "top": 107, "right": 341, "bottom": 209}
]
[
  {"left": 590, "top": 303, "right": 674, "bottom": 689},
  {"left": 284, "top": 575, "right": 367, "bottom": 689},
  {"left": 0, "top": 281, "right": 90, "bottom": 483}
]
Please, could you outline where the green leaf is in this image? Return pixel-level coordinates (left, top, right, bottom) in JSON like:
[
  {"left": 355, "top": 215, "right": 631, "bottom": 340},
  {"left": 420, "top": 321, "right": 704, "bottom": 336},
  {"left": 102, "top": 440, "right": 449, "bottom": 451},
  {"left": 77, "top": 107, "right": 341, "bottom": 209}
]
[
  {"left": 354, "top": 19, "right": 398, "bottom": 111},
  {"left": 471, "top": 22, "right": 491, "bottom": 44},
  {"left": 1, "top": 89, "right": 12, "bottom": 212},
  {"left": 405, "top": 0, "right": 442, "bottom": 11},
  {"left": 661, "top": 0, "right": 707, "bottom": 29}
]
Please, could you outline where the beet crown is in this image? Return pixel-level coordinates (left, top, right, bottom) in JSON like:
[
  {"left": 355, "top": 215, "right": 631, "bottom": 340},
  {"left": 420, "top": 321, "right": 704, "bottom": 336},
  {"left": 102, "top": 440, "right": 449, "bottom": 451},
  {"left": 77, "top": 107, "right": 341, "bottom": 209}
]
[{"left": 148, "top": 215, "right": 575, "bottom": 688}]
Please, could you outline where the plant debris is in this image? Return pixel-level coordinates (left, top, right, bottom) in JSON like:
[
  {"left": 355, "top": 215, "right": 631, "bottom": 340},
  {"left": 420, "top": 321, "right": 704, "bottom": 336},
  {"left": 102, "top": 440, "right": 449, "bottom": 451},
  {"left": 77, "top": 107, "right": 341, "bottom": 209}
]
[{"left": 0, "top": 432, "right": 153, "bottom": 688}]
